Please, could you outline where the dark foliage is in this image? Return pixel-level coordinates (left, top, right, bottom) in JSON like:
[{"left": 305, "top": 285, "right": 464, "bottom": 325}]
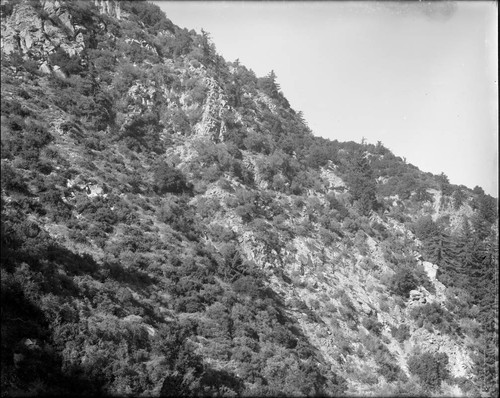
[
  {"left": 153, "top": 163, "right": 192, "bottom": 195},
  {"left": 388, "top": 267, "right": 419, "bottom": 298},
  {"left": 409, "top": 302, "right": 461, "bottom": 337},
  {"left": 408, "top": 352, "right": 450, "bottom": 391}
]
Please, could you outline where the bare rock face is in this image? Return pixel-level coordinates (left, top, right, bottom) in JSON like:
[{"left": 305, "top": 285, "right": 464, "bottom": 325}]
[
  {"left": 320, "top": 164, "right": 346, "bottom": 190},
  {"left": 1, "top": 1, "right": 44, "bottom": 55},
  {"left": 1, "top": 0, "right": 83, "bottom": 63},
  {"left": 194, "top": 75, "right": 230, "bottom": 141},
  {"left": 93, "top": 0, "right": 121, "bottom": 20},
  {"left": 1, "top": 0, "right": 120, "bottom": 63}
]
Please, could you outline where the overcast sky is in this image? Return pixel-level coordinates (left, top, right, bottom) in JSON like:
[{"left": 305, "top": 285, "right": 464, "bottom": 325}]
[{"left": 153, "top": 1, "right": 498, "bottom": 196}]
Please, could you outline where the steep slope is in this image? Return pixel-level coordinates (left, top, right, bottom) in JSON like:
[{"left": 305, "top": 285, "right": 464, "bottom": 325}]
[{"left": 1, "top": 1, "right": 498, "bottom": 396}]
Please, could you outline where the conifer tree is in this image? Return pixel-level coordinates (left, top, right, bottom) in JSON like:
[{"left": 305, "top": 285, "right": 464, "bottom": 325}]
[
  {"left": 258, "top": 70, "right": 281, "bottom": 99},
  {"left": 345, "top": 149, "right": 376, "bottom": 215}
]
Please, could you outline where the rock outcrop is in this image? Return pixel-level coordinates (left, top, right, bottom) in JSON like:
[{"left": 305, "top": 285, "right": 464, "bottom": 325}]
[
  {"left": 1, "top": 0, "right": 85, "bottom": 58},
  {"left": 93, "top": 0, "right": 120, "bottom": 19}
]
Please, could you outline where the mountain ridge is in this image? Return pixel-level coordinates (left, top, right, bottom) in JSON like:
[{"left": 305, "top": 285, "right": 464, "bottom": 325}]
[{"left": 1, "top": 1, "right": 498, "bottom": 396}]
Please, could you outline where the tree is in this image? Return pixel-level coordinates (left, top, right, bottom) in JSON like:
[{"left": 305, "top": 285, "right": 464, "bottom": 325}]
[
  {"left": 344, "top": 149, "right": 377, "bottom": 215},
  {"left": 153, "top": 163, "right": 192, "bottom": 195},
  {"left": 199, "top": 29, "right": 215, "bottom": 65},
  {"left": 436, "top": 172, "right": 452, "bottom": 196},
  {"left": 388, "top": 267, "right": 419, "bottom": 298},
  {"left": 451, "top": 187, "right": 467, "bottom": 210},
  {"left": 257, "top": 70, "right": 281, "bottom": 100}
]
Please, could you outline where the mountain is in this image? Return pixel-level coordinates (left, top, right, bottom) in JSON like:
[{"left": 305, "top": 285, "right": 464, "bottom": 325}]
[{"left": 1, "top": 1, "right": 498, "bottom": 396}]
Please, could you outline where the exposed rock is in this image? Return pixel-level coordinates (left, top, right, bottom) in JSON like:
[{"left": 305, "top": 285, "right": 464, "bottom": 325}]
[
  {"left": 23, "top": 338, "right": 40, "bottom": 350},
  {"left": 53, "top": 65, "right": 65, "bottom": 79},
  {"left": 123, "top": 314, "right": 143, "bottom": 323},
  {"left": 409, "top": 289, "right": 422, "bottom": 301},
  {"left": 144, "top": 325, "right": 156, "bottom": 337},
  {"left": 257, "top": 92, "right": 277, "bottom": 113},
  {"left": 194, "top": 76, "right": 229, "bottom": 141},
  {"left": 320, "top": 164, "right": 346, "bottom": 190},
  {"left": 39, "top": 61, "right": 51, "bottom": 74},
  {"left": 86, "top": 184, "right": 106, "bottom": 198},
  {"left": 94, "top": 0, "right": 121, "bottom": 19},
  {"left": 359, "top": 301, "right": 373, "bottom": 316},
  {"left": 1, "top": 0, "right": 85, "bottom": 59}
]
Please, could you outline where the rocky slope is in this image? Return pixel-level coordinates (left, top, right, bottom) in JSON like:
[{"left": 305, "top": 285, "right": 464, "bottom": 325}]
[{"left": 1, "top": 1, "right": 498, "bottom": 396}]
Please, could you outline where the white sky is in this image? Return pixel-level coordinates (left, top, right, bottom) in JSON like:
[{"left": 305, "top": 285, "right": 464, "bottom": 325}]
[{"left": 153, "top": 1, "right": 498, "bottom": 196}]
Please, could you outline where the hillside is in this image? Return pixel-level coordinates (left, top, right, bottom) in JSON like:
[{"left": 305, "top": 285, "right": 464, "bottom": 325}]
[{"left": 1, "top": 1, "right": 498, "bottom": 396}]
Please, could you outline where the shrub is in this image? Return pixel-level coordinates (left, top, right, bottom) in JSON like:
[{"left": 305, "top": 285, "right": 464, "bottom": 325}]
[
  {"left": 391, "top": 324, "right": 410, "bottom": 343},
  {"left": 243, "top": 131, "right": 273, "bottom": 154},
  {"left": 120, "top": 112, "right": 164, "bottom": 153},
  {"left": 412, "top": 264, "right": 435, "bottom": 294},
  {"left": 362, "top": 316, "right": 383, "bottom": 336},
  {"left": 207, "top": 224, "right": 237, "bottom": 242},
  {"left": 407, "top": 352, "right": 450, "bottom": 391},
  {"left": 195, "top": 197, "right": 221, "bottom": 218},
  {"left": 153, "top": 163, "right": 192, "bottom": 195},
  {"left": 1, "top": 163, "right": 28, "bottom": 193},
  {"left": 232, "top": 276, "right": 261, "bottom": 298},
  {"left": 371, "top": 221, "right": 389, "bottom": 240},
  {"left": 121, "top": 0, "right": 173, "bottom": 31},
  {"left": 39, "top": 186, "right": 72, "bottom": 220},
  {"left": 163, "top": 108, "right": 190, "bottom": 135},
  {"left": 388, "top": 267, "right": 418, "bottom": 298},
  {"left": 412, "top": 215, "right": 439, "bottom": 241},
  {"left": 48, "top": 47, "right": 83, "bottom": 75},
  {"left": 377, "top": 353, "right": 404, "bottom": 383},
  {"left": 0, "top": 0, "right": 20, "bottom": 17},
  {"left": 409, "top": 302, "right": 461, "bottom": 337}
]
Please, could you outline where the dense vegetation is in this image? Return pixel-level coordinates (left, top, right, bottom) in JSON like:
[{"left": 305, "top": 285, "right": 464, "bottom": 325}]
[{"left": 1, "top": 0, "right": 498, "bottom": 396}]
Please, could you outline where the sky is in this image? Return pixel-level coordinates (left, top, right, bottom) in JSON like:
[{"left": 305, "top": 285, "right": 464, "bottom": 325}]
[{"left": 153, "top": 1, "right": 498, "bottom": 196}]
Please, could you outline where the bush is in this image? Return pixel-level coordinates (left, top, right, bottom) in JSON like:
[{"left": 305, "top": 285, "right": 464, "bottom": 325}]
[
  {"left": 121, "top": 0, "right": 173, "bottom": 31},
  {"left": 39, "top": 186, "right": 72, "bottom": 221},
  {"left": 391, "top": 324, "right": 410, "bottom": 343},
  {"left": 48, "top": 47, "right": 83, "bottom": 75},
  {"left": 120, "top": 112, "right": 164, "bottom": 153},
  {"left": 409, "top": 302, "right": 461, "bottom": 337},
  {"left": 377, "top": 354, "right": 404, "bottom": 383},
  {"left": 232, "top": 276, "right": 261, "bottom": 298},
  {"left": 0, "top": 0, "right": 19, "bottom": 17},
  {"left": 153, "top": 163, "right": 192, "bottom": 195},
  {"left": 407, "top": 352, "right": 450, "bottom": 391},
  {"left": 2, "top": 116, "right": 53, "bottom": 164},
  {"left": 371, "top": 221, "right": 389, "bottom": 240},
  {"left": 362, "top": 316, "right": 383, "bottom": 336},
  {"left": 388, "top": 267, "right": 419, "bottom": 298},
  {"left": 412, "top": 215, "right": 439, "bottom": 241},
  {"left": 1, "top": 163, "right": 28, "bottom": 193}
]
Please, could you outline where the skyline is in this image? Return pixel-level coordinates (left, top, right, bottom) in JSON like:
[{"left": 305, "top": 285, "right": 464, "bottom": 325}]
[{"left": 153, "top": 1, "right": 498, "bottom": 196}]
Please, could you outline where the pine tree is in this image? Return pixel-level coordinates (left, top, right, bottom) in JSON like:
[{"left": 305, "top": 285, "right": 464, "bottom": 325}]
[
  {"left": 258, "top": 70, "right": 281, "bottom": 99},
  {"left": 345, "top": 149, "right": 376, "bottom": 216}
]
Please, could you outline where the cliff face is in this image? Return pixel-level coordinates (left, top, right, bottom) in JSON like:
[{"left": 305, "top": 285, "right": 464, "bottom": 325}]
[
  {"left": 1, "top": 1, "right": 498, "bottom": 397},
  {"left": 2, "top": 0, "right": 80, "bottom": 56},
  {"left": 1, "top": 0, "right": 120, "bottom": 74},
  {"left": 93, "top": 0, "right": 120, "bottom": 19}
]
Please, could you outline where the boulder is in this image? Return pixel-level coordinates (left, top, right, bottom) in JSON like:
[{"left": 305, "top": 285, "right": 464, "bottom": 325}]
[
  {"left": 358, "top": 301, "right": 373, "bottom": 316},
  {"left": 123, "top": 314, "right": 143, "bottom": 323},
  {"left": 39, "top": 61, "right": 51, "bottom": 74},
  {"left": 409, "top": 290, "right": 421, "bottom": 301}
]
